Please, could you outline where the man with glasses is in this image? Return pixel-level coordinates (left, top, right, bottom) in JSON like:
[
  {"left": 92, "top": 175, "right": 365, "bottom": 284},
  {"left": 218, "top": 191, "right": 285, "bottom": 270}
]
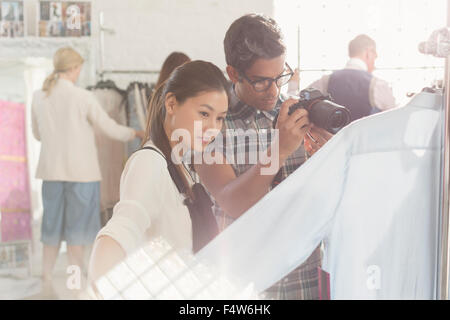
[{"left": 196, "top": 14, "right": 331, "bottom": 300}]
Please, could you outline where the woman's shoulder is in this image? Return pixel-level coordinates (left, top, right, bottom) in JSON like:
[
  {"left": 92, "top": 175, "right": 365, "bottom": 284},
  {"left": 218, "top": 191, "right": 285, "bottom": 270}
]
[
  {"left": 123, "top": 141, "right": 168, "bottom": 179},
  {"left": 141, "top": 140, "right": 165, "bottom": 156},
  {"left": 71, "top": 84, "right": 96, "bottom": 100},
  {"left": 54, "top": 79, "right": 94, "bottom": 100}
]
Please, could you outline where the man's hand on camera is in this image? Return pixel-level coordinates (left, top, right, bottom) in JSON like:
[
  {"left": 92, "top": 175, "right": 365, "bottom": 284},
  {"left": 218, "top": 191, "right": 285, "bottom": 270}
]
[
  {"left": 275, "top": 98, "right": 311, "bottom": 164},
  {"left": 304, "top": 125, "right": 333, "bottom": 157}
]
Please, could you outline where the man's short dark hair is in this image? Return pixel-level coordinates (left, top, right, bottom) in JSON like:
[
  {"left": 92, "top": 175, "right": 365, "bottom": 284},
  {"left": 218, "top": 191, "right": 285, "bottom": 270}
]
[
  {"left": 224, "top": 14, "right": 286, "bottom": 72},
  {"left": 348, "top": 34, "right": 376, "bottom": 57}
]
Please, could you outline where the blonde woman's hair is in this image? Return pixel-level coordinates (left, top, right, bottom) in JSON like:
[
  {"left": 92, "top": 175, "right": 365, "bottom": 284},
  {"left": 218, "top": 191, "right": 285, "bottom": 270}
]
[{"left": 42, "top": 47, "right": 84, "bottom": 95}]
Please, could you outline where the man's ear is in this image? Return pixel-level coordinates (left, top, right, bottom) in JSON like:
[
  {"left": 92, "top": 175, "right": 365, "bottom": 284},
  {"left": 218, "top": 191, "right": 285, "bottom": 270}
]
[
  {"left": 164, "top": 92, "right": 177, "bottom": 116},
  {"left": 364, "top": 48, "right": 372, "bottom": 62},
  {"left": 226, "top": 65, "right": 241, "bottom": 84}
]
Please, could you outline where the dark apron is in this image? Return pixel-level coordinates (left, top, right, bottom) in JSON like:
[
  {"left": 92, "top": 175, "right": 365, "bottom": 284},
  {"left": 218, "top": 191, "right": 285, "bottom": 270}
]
[{"left": 140, "top": 146, "right": 219, "bottom": 253}]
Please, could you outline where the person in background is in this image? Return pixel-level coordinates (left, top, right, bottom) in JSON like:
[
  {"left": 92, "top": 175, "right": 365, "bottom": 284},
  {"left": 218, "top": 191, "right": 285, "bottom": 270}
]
[
  {"left": 155, "top": 51, "right": 191, "bottom": 88},
  {"left": 306, "top": 34, "right": 397, "bottom": 122},
  {"left": 195, "top": 14, "right": 332, "bottom": 300},
  {"left": 31, "top": 47, "right": 144, "bottom": 297},
  {"left": 88, "top": 60, "right": 230, "bottom": 282}
]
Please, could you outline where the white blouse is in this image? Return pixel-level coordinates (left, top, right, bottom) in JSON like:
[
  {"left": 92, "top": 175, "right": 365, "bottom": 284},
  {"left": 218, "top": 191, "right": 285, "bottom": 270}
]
[
  {"left": 96, "top": 142, "right": 193, "bottom": 254},
  {"left": 31, "top": 78, "right": 135, "bottom": 182}
]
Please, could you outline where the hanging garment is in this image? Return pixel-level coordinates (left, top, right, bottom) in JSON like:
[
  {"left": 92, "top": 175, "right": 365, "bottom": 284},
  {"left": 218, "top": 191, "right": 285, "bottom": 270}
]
[
  {"left": 126, "top": 83, "right": 145, "bottom": 156},
  {"left": 135, "top": 84, "right": 147, "bottom": 129},
  {"left": 140, "top": 85, "right": 151, "bottom": 120},
  {"left": 91, "top": 88, "right": 128, "bottom": 225},
  {"left": 197, "top": 91, "right": 444, "bottom": 299},
  {"left": 0, "top": 100, "right": 32, "bottom": 242}
]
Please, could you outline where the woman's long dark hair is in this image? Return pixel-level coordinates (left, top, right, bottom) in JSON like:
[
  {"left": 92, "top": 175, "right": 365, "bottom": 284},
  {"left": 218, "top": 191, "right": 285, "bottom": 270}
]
[
  {"left": 155, "top": 52, "right": 191, "bottom": 88},
  {"left": 144, "top": 60, "right": 230, "bottom": 200}
]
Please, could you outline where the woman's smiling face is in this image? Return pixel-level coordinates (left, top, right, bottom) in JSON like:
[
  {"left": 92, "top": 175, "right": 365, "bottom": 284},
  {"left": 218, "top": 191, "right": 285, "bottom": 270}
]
[{"left": 165, "top": 90, "right": 228, "bottom": 152}]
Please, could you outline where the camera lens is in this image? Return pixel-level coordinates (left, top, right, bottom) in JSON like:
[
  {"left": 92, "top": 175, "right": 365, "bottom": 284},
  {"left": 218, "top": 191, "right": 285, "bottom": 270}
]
[
  {"left": 330, "top": 110, "right": 345, "bottom": 129},
  {"left": 310, "top": 101, "right": 350, "bottom": 133}
]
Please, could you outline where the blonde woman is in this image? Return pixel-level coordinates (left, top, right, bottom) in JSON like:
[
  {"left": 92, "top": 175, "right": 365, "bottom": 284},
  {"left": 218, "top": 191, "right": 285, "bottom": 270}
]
[{"left": 31, "top": 47, "right": 144, "bottom": 295}]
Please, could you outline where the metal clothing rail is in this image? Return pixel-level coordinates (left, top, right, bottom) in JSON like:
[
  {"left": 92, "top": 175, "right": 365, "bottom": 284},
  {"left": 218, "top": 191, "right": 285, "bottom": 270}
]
[
  {"left": 98, "top": 70, "right": 160, "bottom": 74},
  {"left": 298, "top": 66, "right": 445, "bottom": 73},
  {"left": 96, "top": 69, "right": 160, "bottom": 81},
  {"left": 438, "top": 55, "right": 450, "bottom": 300},
  {"left": 402, "top": 25, "right": 450, "bottom": 300},
  {"left": 436, "top": 2, "right": 450, "bottom": 299}
]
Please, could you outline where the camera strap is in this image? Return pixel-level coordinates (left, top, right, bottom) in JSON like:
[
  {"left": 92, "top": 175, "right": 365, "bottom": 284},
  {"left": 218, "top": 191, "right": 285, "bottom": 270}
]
[{"left": 140, "top": 146, "right": 219, "bottom": 253}]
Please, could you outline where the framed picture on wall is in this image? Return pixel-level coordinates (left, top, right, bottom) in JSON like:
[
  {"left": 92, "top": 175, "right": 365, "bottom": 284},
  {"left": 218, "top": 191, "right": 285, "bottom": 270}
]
[
  {"left": 0, "top": 1, "right": 25, "bottom": 38},
  {"left": 38, "top": 1, "right": 91, "bottom": 37}
]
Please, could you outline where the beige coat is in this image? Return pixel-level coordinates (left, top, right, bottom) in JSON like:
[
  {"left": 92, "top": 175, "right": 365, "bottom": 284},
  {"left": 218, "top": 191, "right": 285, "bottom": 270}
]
[{"left": 31, "top": 78, "right": 135, "bottom": 182}]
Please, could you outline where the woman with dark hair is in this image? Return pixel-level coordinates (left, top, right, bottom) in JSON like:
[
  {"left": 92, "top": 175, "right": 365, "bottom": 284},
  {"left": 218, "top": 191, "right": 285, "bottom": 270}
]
[
  {"left": 88, "top": 60, "right": 229, "bottom": 281},
  {"left": 155, "top": 52, "right": 191, "bottom": 88}
]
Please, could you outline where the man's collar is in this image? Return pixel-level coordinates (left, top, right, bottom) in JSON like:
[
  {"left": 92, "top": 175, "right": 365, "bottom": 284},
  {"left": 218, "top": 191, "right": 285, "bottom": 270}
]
[
  {"left": 228, "top": 85, "right": 279, "bottom": 121},
  {"left": 345, "top": 58, "right": 368, "bottom": 72}
]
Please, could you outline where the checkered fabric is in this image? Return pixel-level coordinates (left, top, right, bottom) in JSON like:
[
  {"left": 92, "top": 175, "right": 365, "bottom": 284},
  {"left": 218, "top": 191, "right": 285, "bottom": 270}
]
[{"left": 210, "top": 88, "right": 322, "bottom": 300}]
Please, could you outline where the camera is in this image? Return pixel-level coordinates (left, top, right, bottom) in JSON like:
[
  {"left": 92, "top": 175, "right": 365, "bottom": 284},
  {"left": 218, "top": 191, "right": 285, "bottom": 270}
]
[{"left": 288, "top": 88, "right": 350, "bottom": 134}]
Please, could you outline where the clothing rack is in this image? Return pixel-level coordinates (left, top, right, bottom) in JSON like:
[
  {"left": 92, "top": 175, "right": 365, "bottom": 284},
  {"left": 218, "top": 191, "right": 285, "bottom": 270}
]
[
  {"left": 438, "top": 49, "right": 450, "bottom": 301},
  {"left": 432, "top": 23, "right": 450, "bottom": 300},
  {"left": 297, "top": 66, "right": 445, "bottom": 73},
  {"left": 433, "top": 1, "right": 450, "bottom": 299},
  {"left": 97, "top": 69, "right": 160, "bottom": 82},
  {"left": 98, "top": 70, "right": 160, "bottom": 75}
]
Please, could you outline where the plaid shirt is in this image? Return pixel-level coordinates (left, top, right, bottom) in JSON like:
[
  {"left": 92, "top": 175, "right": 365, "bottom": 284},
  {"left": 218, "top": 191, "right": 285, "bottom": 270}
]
[{"left": 210, "top": 88, "right": 322, "bottom": 300}]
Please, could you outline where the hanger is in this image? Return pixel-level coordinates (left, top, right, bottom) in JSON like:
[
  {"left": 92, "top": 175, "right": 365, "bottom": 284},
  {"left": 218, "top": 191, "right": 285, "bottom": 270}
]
[{"left": 87, "top": 79, "right": 126, "bottom": 95}]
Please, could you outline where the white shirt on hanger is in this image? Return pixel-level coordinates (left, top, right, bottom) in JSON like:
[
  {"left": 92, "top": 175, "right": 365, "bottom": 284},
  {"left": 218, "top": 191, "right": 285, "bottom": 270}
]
[{"left": 197, "top": 91, "right": 443, "bottom": 299}]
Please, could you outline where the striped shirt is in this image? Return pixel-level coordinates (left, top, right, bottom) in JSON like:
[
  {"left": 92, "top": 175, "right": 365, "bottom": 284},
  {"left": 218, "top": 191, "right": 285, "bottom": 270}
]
[{"left": 211, "top": 87, "right": 322, "bottom": 300}]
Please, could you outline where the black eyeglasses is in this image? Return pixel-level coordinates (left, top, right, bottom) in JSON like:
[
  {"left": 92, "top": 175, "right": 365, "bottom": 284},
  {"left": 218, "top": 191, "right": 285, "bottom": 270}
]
[{"left": 239, "top": 63, "right": 294, "bottom": 92}]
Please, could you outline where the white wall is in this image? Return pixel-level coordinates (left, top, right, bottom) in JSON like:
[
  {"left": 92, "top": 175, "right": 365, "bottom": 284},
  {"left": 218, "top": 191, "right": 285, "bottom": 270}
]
[
  {"left": 1, "top": 0, "right": 274, "bottom": 93},
  {"left": 274, "top": 0, "right": 447, "bottom": 106},
  {"left": 91, "top": 0, "right": 274, "bottom": 86}
]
